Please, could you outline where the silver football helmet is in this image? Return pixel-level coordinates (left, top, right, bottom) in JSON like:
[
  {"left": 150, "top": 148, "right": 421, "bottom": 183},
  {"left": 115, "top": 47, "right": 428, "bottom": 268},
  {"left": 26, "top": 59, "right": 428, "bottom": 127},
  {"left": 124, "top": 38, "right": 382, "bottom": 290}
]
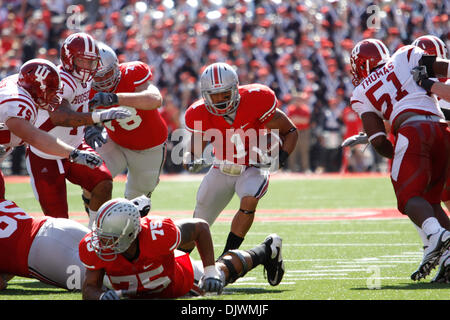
[
  {"left": 92, "top": 42, "right": 121, "bottom": 92},
  {"left": 200, "top": 62, "right": 240, "bottom": 116},
  {"left": 92, "top": 198, "right": 141, "bottom": 261}
]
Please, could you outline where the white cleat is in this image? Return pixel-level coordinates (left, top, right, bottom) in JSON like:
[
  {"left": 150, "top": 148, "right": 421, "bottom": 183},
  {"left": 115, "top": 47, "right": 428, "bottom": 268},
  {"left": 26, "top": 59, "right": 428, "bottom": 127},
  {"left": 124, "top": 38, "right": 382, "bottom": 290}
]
[
  {"left": 431, "top": 250, "right": 450, "bottom": 283},
  {"left": 411, "top": 229, "right": 450, "bottom": 281},
  {"left": 263, "top": 234, "right": 285, "bottom": 286}
]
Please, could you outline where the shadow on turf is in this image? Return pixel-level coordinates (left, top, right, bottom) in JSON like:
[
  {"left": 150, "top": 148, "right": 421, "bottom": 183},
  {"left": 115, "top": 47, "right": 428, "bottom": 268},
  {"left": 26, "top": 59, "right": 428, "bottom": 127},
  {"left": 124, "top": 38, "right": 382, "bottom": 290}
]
[
  {"left": 1, "top": 281, "right": 67, "bottom": 296},
  {"left": 350, "top": 282, "right": 450, "bottom": 291},
  {"left": 223, "top": 287, "right": 286, "bottom": 295}
]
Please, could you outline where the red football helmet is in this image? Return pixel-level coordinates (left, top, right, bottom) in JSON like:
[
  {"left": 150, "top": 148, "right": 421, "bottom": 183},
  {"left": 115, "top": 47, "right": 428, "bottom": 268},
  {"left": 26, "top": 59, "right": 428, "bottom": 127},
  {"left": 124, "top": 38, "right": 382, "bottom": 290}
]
[
  {"left": 17, "top": 59, "right": 62, "bottom": 111},
  {"left": 60, "top": 32, "right": 100, "bottom": 83},
  {"left": 350, "top": 38, "right": 390, "bottom": 86},
  {"left": 412, "top": 35, "right": 447, "bottom": 59}
]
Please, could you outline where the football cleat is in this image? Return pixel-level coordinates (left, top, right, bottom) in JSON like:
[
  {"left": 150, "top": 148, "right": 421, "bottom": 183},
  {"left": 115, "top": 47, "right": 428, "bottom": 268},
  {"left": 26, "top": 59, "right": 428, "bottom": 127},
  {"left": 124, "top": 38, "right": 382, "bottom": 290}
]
[
  {"left": 131, "top": 195, "right": 151, "bottom": 217},
  {"left": 431, "top": 250, "right": 450, "bottom": 283},
  {"left": 411, "top": 229, "right": 450, "bottom": 281},
  {"left": 263, "top": 234, "right": 285, "bottom": 286}
]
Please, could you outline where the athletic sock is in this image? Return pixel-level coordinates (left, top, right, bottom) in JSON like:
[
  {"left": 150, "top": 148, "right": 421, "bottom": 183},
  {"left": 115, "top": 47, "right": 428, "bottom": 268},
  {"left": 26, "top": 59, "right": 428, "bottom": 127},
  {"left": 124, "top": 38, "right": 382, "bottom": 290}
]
[
  {"left": 421, "top": 217, "right": 442, "bottom": 238},
  {"left": 414, "top": 224, "right": 429, "bottom": 247},
  {"left": 88, "top": 209, "right": 97, "bottom": 230},
  {"left": 247, "top": 243, "right": 267, "bottom": 268},
  {"left": 222, "top": 232, "right": 244, "bottom": 256}
]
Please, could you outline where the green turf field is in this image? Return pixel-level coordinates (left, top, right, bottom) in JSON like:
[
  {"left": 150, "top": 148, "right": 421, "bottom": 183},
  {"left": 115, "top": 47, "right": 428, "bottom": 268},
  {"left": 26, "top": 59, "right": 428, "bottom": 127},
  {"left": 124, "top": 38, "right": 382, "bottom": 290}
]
[{"left": 1, "top": 174, "right": 449, "bottom": 300}]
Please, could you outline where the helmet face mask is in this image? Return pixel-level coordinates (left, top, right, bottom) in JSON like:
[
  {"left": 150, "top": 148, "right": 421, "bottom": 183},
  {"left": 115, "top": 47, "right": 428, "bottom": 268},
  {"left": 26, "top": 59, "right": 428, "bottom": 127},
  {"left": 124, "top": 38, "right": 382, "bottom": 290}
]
[
  {"left": 91, "top": 199, "right": 141, "bottom": 261},
  {"left": 200, "top": 63, "right": 240, "bottom": 116},
  {"left": 93, "top": 42, "right": 121, "bottom": 92}
]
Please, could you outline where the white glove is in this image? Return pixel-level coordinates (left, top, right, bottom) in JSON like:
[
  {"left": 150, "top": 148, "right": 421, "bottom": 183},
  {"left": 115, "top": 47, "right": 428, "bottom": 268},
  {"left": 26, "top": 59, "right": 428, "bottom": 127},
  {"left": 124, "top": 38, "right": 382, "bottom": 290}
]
[
  {"left": 91, "top": 107, "right": 131, "bottom": 123},
  {"left": 68, "top": 149, "right": 103, "bottom": 169},
  {"left": 183, "top": 152, "right": 209, "bottom": 173},
  {"left": 131, "top": 195, "right": 151, "bottom": 217},
  {"left": 341, "top": 132, "right": 369, "bottom": 147},
  {"left": 200, "top": 265, "right": 224, "bottom": 294}
]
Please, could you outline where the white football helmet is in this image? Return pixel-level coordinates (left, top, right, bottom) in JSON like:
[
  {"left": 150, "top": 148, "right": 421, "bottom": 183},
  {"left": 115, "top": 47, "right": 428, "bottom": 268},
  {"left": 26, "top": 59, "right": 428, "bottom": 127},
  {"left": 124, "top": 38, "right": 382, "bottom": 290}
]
[
  {"left": 92, "top": 42, "right": 121, "bottom": 92},
  {"left": 200, "top": 62, "right": 240, "bottom": 116},
  {"left": 92, "top": 198, "right": 141, "bottom": 261}
]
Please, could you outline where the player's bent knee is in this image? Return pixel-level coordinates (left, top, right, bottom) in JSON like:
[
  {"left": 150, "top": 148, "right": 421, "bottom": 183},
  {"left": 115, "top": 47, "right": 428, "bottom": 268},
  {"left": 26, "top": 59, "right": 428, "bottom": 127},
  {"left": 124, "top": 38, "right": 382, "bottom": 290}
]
[{"left": 217, "top": 250, "right": 250, "bottom": 285}]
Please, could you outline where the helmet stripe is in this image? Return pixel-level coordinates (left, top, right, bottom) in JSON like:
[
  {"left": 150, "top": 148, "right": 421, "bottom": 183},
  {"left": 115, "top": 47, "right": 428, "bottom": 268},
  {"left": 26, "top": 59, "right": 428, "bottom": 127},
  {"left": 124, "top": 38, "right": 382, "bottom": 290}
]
[
  {"left": 213, "top": 65, "right": 220, "bottom": 86},
  {"left": 96, "top": 200, "right": 120, "bottom": 227}
]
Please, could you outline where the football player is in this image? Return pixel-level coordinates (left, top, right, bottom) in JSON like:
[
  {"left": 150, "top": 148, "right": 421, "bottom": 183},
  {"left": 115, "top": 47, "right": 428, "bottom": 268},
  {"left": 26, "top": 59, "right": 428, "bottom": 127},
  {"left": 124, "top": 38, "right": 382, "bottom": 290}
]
[
  {"left": 0, "top": 198, "right": 90, "bottom": 291},
  {"left": 408, "top": 35, "right": 450, "bottom": 284},
  {"left": 183, "top": 62, "right": 298, "bottom": 257},
  {"left": 349, "top": 38, "right": 450, "bottom": 282},
  {"left": 0, "top": 58, "right": 104, "bottom": 198},
  {"left": 81, "top": 42, "right": 167, "bottom": 215},
  {"left": 25, "top": 33, "right": 131, "bottom": 226},
  {"left": 79, "top": 198, "right": 285, "bottom": 299}
]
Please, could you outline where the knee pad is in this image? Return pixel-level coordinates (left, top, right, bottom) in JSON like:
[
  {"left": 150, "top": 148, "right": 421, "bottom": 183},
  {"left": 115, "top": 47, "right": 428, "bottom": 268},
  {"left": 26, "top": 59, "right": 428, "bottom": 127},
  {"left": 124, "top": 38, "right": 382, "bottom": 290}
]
[{"left": 217, "top": 250, "right": 249, "bottom": 285}]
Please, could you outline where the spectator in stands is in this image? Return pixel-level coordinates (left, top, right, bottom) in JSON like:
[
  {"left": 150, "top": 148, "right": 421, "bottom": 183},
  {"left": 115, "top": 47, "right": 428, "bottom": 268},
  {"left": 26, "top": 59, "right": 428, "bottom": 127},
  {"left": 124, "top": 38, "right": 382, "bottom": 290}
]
[{"left": 286, "top": 93, "right": 312, "bottom": 173}]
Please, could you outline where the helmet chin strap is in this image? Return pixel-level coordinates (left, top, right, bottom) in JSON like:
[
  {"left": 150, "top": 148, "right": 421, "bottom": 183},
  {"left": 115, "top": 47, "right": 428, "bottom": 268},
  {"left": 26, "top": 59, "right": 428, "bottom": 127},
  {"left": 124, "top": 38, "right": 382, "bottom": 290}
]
[{"left": 366, "top": 59, "right": 370, "bottom": 77}]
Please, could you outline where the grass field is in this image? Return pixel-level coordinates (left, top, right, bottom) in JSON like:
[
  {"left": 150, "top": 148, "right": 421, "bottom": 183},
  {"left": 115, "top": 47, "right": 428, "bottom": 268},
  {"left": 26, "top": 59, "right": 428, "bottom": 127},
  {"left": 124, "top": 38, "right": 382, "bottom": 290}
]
[{"left": 1, "top": 173, "right": 449, "bottom": 301}]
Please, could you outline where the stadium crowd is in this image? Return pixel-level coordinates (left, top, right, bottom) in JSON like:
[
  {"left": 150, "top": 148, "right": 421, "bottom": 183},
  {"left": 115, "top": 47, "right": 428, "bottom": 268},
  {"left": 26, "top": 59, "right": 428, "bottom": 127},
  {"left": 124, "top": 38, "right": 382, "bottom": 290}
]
[{"left": 0, "top": 0, "right": 448, "bottom": 174}]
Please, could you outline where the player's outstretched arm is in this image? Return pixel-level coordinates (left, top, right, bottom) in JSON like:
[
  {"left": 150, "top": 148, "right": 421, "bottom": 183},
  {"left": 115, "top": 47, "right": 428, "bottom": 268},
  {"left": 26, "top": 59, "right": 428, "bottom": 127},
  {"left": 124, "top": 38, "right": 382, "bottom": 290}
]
[
  {"left": 82, "top": 268, "right": 113, "bottom": 300},
  {"left": 7, "top": 117, "right": 75, "bottom": 158},
  {"left": 6, "top": 117, "right": 103, "bottom": 168},
  {"left": 90, "top": 82, "right": 163, "bottom": 111},
  {"left": 116, "top": 83, "right": 163, "bottom": 110},
  {"left": 49, "top": 99, "right": 131, "bottom": 127},
  {"left": 175, "top": 218, "right": 223, "bottom": 293}
]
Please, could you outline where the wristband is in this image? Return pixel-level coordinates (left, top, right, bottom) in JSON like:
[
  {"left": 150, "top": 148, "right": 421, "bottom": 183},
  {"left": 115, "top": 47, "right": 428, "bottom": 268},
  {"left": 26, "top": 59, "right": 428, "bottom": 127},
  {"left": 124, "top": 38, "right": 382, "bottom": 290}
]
[
  {"left": 368, "top": 132, "right": 386, "bottom": 142},
  {"left": 279, "top": 149, "right": 289, "bottom": 167},
  {"left": 91, "top": 111, "right": 101, "bottom": 123},
  {"left": 203, "top": 265, "right": 219, "bottom": 278}
]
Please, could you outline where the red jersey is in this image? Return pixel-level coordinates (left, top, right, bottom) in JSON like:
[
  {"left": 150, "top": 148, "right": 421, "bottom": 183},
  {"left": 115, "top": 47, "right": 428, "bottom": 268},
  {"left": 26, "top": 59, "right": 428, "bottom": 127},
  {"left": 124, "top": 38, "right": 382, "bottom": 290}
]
[
  {"left": 286, "top": 103, "right": 311, "bottom": 130},
  {"left": 79, "top": 216, "right": 194, "bottom": 299},
  {"left": 341, "top": 106, "right": 363, "bottom": 139},
  {"left": 0, "top": 200, "right": 47, "bottom": 277},
  {"left": 184, "top": 84, "right": 278, "bottom": 165},
  {"left": 91, "top": 61, "right": 168, "bottom": 150}
]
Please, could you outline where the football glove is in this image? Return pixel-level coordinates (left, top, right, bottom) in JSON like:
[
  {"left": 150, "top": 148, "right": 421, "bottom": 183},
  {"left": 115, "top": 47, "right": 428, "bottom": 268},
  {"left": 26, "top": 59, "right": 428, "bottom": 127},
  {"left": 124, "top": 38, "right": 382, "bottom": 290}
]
[
  {"left": 91, "top": 107, "right": 131, "bottom": 123},
  {"left": 131, "top": 195, "right": 151, "bottom": 217},
  {"left": 84, "top": 125, "right": 106, "bottom": 150},
  {"left": 89, "top": 92, "right": 119, "bottom": 108},
  {"left": 183, "top": 152, "right": 209, "bottom": 173},
  {"left": 200, "top": 265, "right": 224, "bottom": 295},
  {"left": 341, "top": 132, "right": 369, "bottom": 147},
  {"left": 99, "top": 289, "right": 120, "bottom": 300},
  {"left": 69, "top": 149, "right": 103, "bottom": 169},
  {"left": 0, "top": 145, "right": 7, "bottom": 158},
  {"left": 410, "top": 66, "right": 436, "bottom": 92}
]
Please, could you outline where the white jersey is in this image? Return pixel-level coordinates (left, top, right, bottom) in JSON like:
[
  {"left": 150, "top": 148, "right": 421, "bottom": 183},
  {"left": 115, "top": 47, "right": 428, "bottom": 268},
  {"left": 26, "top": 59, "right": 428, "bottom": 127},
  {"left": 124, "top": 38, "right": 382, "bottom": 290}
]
[
  {"left": 351, "top": 45, "right": 445, "bottom": 126},
  {"left": 30, "top": 67, "right": 92, "bottom": 159},
  {"left": 0, "top": 74, "right": 38, "bottom": 153}
]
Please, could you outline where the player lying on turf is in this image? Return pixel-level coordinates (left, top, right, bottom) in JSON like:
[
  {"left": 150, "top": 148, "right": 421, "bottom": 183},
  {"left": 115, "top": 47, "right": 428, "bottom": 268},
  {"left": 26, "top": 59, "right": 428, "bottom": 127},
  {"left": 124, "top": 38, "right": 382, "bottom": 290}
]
[
  {"left": 0, "top": 196, "right": 151, "bottom": 291},
  {"left": 79, "top": 198, "right": 285, "bottom": 299},
  {"left": 0, "top": 198, "right": 90, "bottom": 291}
]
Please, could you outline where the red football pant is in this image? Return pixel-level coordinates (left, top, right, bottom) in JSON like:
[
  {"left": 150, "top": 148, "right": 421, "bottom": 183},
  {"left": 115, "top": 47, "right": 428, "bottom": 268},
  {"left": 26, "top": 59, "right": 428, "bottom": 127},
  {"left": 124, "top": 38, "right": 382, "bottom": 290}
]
[
  {"left": 26, "top": 143, "right": 112, "bottom": 218},
  {"left": 391, "top": 121, "right": 450, "bottom": 214}
]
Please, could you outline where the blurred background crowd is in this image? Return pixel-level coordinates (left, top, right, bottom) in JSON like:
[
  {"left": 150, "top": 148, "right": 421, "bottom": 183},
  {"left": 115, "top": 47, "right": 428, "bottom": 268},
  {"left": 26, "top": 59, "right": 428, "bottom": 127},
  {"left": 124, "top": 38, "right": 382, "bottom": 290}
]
[{"left": 0, "top": 0, "right": 448, "bottom": 175}]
